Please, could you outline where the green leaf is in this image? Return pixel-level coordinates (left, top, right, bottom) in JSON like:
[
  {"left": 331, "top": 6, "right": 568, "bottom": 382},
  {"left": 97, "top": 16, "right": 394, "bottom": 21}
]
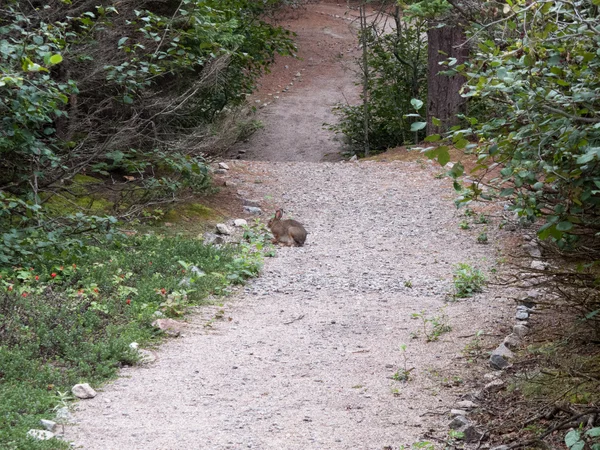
[
  {"left": 123, "top": 95, "right": 134, "bottom": 104},
  {"left": 455, "top": 138, "right": 468, "bottom": 149},
  {"left": 411, "top": 122, "right": 427, "bottom": 132},
  {"left": 437, "top": 147, "right": 450, "bottom": 167},
  {"left": 49, "top": 54, "right": 63, "bottom": 65},
  {"left": 585, "top": 427, "right": 600, "bottom": 438},
  {"left": 565, "top": 428, "right": 582, "bottom": 447},
  {"left": 411, "top": 98, "right": 424, "bottom": 111},
  {"left": 118, "top": 37, "right": 129, "bottom": 46},
  {"left": 432, "top": 117, "right": 442, "bottom": 127},
  {"left": 424, "top": 134, "right": 441, "bottom": 142},
  {"left": 556, "top": 221, "right": 573, "bottom": 231},
  {"left": 500, "top": 188, "right": 514, "bottom": 197},
  {"left": 449, "top": 162, "right": 464, "bottom": 178}
]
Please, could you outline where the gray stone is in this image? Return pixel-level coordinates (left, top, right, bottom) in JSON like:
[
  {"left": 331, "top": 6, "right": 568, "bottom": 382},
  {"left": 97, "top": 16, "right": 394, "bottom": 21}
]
[
  {"left": 40, "top": 419, "right": 57, "bottom": 432},
  {"left": 516, "top": 310, "right": 529, "bottom": 320},
  {"left": 463, "top": 425, "right": 484, "bottom": 443},
  {"left": 137, "top": 349, "right": 157, "bottom": 364},
  {"left": 72, "top": 383, "right": 97, "bottom": 399},
  {"left": 503, "top": 333, "right": 521, "bottom": 349},
  {"left": 238, "top": 149, "right": 247, "bottom": 154},
  {"left": 27, "top": 429, "right": 55, "bottom": 441},
  {"left": 242, "top": 199, "right": 261, "bottom": 208},
  {"left": 203, "top": 233, "right": 225, "bottom": 245},
  {"left": 295, "top": 72, "right": 301, "bottom": 77},
  {"left": 243, "top": 206, "right": 262, "bottom": 215},
  {"left": 449, "top": 415, "right": 470, "bottom": 429},
  {"left": 349, "top": 155, "right": 358, "bottom": 162},
  {"left": 490, "top": 353, "right": 510, "bottom": 370},
  {"left": 513, "top": 323, "right": 529, "bottom": 338},
  {"left": 492, "top": 343, "right": 514, "bottom": 359},
  {"left": 55, "top": 407, "right": 74, "bottom": 424},
  {"left": 523, "top": 243, "right": 542, "bottom": 258},
  {"left": 218, "top": 162, "right": 230, "bottom": 170},
  {"left": 216, "top": 223, "right": 232, "bottom": 235},
  {"left": 451, "top": 409, "right": 469, "bottom": 417},
  {"left": 484, "top": 379, "right": 505, "bottom": 391},
  {"left": 234, "top": 219, "right": 248, "bottom": 227},
  {"left": 456, "top": 400, "right": 478, "bottom": 410},
  {"left": 530, "top": 260, "right": 548, "bottom": 270}
]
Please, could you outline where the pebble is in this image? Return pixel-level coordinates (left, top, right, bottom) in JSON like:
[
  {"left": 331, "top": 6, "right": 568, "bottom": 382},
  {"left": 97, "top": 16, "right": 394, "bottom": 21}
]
[
  {"left": 456, "top": 400, "right": 478, "bottom": 410},
  {"left": 513, "top": 323, "right": 529, "bottom": 337},
  {"left": 243, "top": 206, "right": 262, "bottom": 215},
  {"left": 72, "top": 383, "right": 97, "bottom": 399},
  {"left": 449, "top": 415, "right": 469, "bottom": 429},
  {"left": 234, "top": 219, "right": 248, "bottom": 227},
  {"left": 216, "top": 223, "right": 232, "bottom": 235},
  {"left": 218, "top": 162, "right": 230, "bottom": 170},
  {"left": 27, "top": 429, "right": 55, "bottom": 441},
  {"left": 55, "top": 407, "right": 74, "bottom": 424},
  {"left": 40, "top": 419, "right": 57, "bottom": 432}
]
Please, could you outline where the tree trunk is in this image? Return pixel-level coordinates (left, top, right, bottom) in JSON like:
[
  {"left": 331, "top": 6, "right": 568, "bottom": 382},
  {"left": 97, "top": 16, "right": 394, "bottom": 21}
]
[{"left": 426, "top": 25, "right": 468, "bottom": 135}]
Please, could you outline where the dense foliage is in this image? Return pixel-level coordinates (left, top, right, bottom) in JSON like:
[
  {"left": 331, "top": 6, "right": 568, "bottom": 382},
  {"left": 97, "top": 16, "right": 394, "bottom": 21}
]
[
  {"left": 328, "top": 6, "right": 428, "bottom": 154},
  {"left": 441, "top": 0, "right": 600, "bottom": 244},
  {"left": 0, "top": 0, "right": 295, "bottom": 265}
]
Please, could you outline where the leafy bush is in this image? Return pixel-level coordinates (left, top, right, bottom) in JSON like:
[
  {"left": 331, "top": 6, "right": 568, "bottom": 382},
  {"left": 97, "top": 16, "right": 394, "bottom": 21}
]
[
  {"left": 0, "top": 234, "right": 262, "bottom": 449},
  {"left": 327, "top": 12, "right": 427, "bottom": 154},
  {"left": 442, "top": 0, "right": 600, "bottom": 246},
  {"left": 453, "top": 263, "right": 486, "bottom": 298}
]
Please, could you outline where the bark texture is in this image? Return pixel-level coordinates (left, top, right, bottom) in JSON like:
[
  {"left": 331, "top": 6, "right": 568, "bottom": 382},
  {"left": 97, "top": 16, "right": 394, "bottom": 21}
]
[{"left": 426, "top": 25, "right": 469, "bottom": 135}]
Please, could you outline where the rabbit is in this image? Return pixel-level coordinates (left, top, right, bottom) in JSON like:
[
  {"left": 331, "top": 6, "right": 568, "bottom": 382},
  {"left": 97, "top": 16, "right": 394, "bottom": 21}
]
[{"left": 268, "top": 209, "right": 307, "bottom": 247}]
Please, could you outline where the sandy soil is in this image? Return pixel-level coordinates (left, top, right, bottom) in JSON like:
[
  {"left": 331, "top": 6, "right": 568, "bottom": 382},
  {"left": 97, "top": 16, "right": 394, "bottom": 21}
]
[{"left": 65, "top": 3, "right": 517, "bottom": 449}]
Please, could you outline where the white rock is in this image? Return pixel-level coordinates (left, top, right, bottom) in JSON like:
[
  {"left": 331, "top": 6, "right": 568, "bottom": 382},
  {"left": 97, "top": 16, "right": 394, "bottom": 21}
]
[
  {"left": 137, "top": 349, "right": 157, "bottom": 364},
  {"left": 530, "top": 260, "right": 548, "bottom": 270},
  {"left": 349, "top": 155, "right": 358, "bottom": 162},
  {"left": 450, "top": 409, "right": 469, "bottom": 417},
  {"left": 40, "top": 419, "right": 57, "bottom": 432},
  {"left": 456, "top": 400, "right": 478, "bottom": 410},
  {"left": 55, "top": 407, "right": 74, "bottom": 424},
  {"left": 216, "top": 223, "right": 232, "bottom": 235},
  {"left": 234, "top": 219, "right": 248, "bottom": 227},
  {"left": 71, "top": 383, "right": 97, "bottom": 399},
  {"left": 484, "top": 379, "right": 505, "bottom": 391},
  {"left": 129, "top": 342, "right": 139, "bottom": 350},
  {"left": 27, "top": 429, "right": 55, "bottom": 440},
  {"left": 218, "top": 162, "right": 230, "bottom": 170}
]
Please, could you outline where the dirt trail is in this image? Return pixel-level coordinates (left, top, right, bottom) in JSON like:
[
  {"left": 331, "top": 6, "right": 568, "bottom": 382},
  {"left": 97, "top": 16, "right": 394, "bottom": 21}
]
[
  {"left": 229, "top": 3, "right": 363, "bottom": 162},
  {"left": 66, "top": 4, "right": 514, "bottom": 449}
]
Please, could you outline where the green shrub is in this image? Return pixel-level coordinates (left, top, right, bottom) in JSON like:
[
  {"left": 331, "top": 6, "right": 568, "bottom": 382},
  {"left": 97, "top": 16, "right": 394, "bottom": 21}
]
[
  {"left": 0, "top": 234, "right": 261, "bottom": 449},
  {"left": 327, "top": 13, "right": 427, "bottom": 155},
  {"left": 453, "top": 263, "right": 486, "bottom": 298}
]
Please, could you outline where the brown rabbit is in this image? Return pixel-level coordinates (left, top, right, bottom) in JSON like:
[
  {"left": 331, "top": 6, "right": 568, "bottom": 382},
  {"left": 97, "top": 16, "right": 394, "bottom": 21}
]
[{"left": 268, "top": 209, "right": 307, "bottom": 246}]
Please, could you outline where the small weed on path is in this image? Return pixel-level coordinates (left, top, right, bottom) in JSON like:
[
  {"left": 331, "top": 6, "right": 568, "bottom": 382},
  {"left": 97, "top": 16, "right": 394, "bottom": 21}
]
[
  {"left": 452, "top": 263, "right": 486, "bottom": 299},
  {"left": 411, "top": 308, "right": 452, "bottom": 342}
]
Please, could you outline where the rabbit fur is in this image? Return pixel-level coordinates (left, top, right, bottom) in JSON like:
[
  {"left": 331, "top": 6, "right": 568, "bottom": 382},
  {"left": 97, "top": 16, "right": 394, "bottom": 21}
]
[{"left": 268, "top": 209, "right": 307, "bottom": 247}]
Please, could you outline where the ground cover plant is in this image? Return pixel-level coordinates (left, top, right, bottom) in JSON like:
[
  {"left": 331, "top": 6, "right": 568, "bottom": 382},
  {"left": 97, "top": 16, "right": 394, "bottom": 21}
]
[{"left": 0, "top": 234, "right": 262, "bottom": 449}]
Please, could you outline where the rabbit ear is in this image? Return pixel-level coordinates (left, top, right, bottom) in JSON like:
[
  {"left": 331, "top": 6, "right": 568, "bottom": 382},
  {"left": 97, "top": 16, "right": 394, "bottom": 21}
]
[{"left": 275, "top": 209, "right": 283, "bottom": 220}]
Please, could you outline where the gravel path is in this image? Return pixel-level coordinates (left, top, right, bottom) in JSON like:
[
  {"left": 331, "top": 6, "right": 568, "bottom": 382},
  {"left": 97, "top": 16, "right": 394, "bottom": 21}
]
[
  {"left": 65, "top": 4, "right": 514, "bottom": 448},
  {"left": 66, "top": 160, "right": 513, "bottom": 449}
]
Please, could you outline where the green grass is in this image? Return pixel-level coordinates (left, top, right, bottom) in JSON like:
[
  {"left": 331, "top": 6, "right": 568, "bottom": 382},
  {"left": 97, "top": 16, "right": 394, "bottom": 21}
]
[{"left": 0, "top": 234, "right": 262, "bottom": 449}]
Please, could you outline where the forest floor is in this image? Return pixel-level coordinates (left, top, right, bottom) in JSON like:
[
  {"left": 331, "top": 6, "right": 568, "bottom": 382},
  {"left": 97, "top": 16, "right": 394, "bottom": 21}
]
[{"left": 65, "top": 2, "right": 524, "bottom": 449}]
